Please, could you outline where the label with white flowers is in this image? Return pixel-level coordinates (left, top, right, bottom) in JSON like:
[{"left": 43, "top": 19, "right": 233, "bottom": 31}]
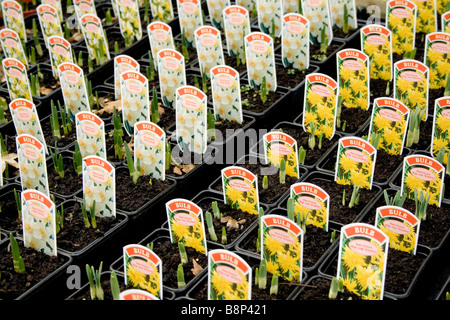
[
  {"left": 114, "top": 55, "right": 140, "bottom": 100},
  {"left": 147, "top": 21, "right": 174, "bottom": 71},
  {"left": 441, "top": 11, "right": 450, "bottom": 33},
  {"left": 236, "top": 0, "right": 253, "bottom": 12},
  {"left": 302, "top": 0, "right": 333, "bottom": 45},
  {"left": 210, "top": 65, "right": 243, "bottom": 123},
  {"left": 37, "top": 4, "right": 63, "bottom": 47},
  {"left": 21, "top": 189, "right": 57, "bottom": 256},
  {"left": 82, "top": 155, "right": 115, "bottom": 217},
  {"left": 335, "top": 136, "right": 376, "bottom": 190},
  {"left": 431, "top": 97, "right": 450, "bottom": 165},
  {"left": 337, "top": 223, "right": 389, "bottom": 300},
  {"left": 1, "top": 1, "right": 27, "bottom": 43},
  {"left": 134, "top": 121, "right": 165, "bottom": 180},
  {"left": 79, "top": 14, "right": 110, "bottom": 61},
  {"left": 245, "top": 32, "right": 277, "bottom": 91},
  {"left": 283, "top": 0, "right": 300, "bottom": 13},
  {"left": 401, "top": 154, "right": 444, "bottom": 207},
  {"left": 206, "top": 0, "right": 230, "bottom": 29},
  {"left": 263, "top": 131, "right": 299, "bottom": 179},
  {"left": 58, "top": 62, "right": 90, "bottom": 120},
  {"left": 413, "top": 0, "right": 437, "bottom": 34},
  {"left": 47, "top": 35, "right": 73, "bottom": 79},
  {"left": 303, "top": 73, "right": 338, "bottom": 140},
  {"left": 75, "top": 111, "right": 106, "bottom": 159},
  {"left": 120, "top": 289, "right": 159, "bottom": 300},
  {"left": 16, "top": 134, "right": 49, "bottom": 196},
  {"left": 361, "top": 24, "right": 393, "bottom": 81},
  {"left": 208, "top": 249, "right": 251, "bottom": 300},
  {"left": 2, "top": 57, "right": 32, "bottom": 101},
  {"left": 177, "top": 0, "right": 203, "bottom": 47},
  {"left": 368, "top": 97, "right": 410, "bottom": 156},
  {"left": 74, "top": 0, "right": 97, "bottom": 18},
  {"left": 195, "top": 26, "right": 224, "bottom": 79},
  {"left": 0, "top": 28, "right": 27, "bottom": 67},
  {"left": 221, "top": 166, "right": 259, "bottom": 215},
  {"left": 120, "top": 70, "right": 150, "bottom": 135},
  {"left": 290, "top": 182, "right": 330, "bottom": 231},
  {"left": 424, "top": 32, "right": 450, "bottom": 90},
  {"left": 375, "top": 205, "right": 420, "bottom": 255},
  {"left": 261, "top": 215, "right": 303, "bottom": 282},
  {"left": 331, "top": 0, "right": 357, "bottom": 31},
  {"left": 166, "top": 198, "right": 207, "bottom": 254},
  {"left": 175, "top": 85, "right": 207, "bottom": 154},
  {"left": 157, "top": 48, "right": 186, "bottom": 107},
  {"left": 150, "top": 0, "right": 174, "bottom": 22},
  {"left": 386, "top": 0, "right": 417, "bottom": 55},
  {"left": 42, "top": 0, "right": 63, "bottom": 22},
  {"left": 117, "top": 0, "right": 142, "bottom": 41},
  {"left": 337, "top": 49, "right": 369, "bottom": 110},
  {"left": 223, "top": 5, "right": 250, "bottom": 58},
  {"left": 257, "top": 0, "right": 283, "bottom": 37},
  {"left": 281, "top": 13, "right": 309, "bottom": 70},
  {"left": 123, "top": 244, "right": 163, "bottom": 299}
]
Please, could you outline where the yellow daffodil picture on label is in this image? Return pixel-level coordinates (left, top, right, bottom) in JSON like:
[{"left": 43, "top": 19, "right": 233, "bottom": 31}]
[
  {"left": 432, "top": 97, "right": 450, "bottom": 165},
  {"left": 37, "top": 4, "right": 63, "bottom": 47},
  {"left": 2, "top": 58, "right": 32, "bottom": 101},
  {"left": 361, "top": 24, "right": 393, "bottom": 82},
  {"left": 263, "top": 131, "right": 299, "bottom": 179},
  {"left": 221, "top": 166, "right": 259, "bottom": 215},
  {"left": 412, "top": 0, "right": 437, "bottom": 34},
  {"left": 150, "top": 0, "right": 175, "bottom": 22},
  {"left": 0, "top": 28, "right": 28, "bottom": 67},
  {"left": 223, "top": 5, "right": 250, "bottom": 59},
  {"left": 75, "top": 111, "right": 106, "bottom": 159},
  {"left": 424, "top": 32, "right": 450, "bottom": 90},
  {"left": 441, "top": 11, "right": 450, "bottom": 34},
  {"left": 1, "top": 1, "right": 27, "bottom": 43},
  {"left": 114, "top": 55, "right": 140, "bottom": 100},
  {"left": 386, "top": 0, "right": 417, "bottom": 56},
  {"left": 281, "top": 13, "right": 310, "bottom": 70}
]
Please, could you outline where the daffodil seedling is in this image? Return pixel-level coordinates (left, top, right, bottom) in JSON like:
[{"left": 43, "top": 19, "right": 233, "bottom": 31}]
[
  {"left": 124, "top": 142, "right": 141, "bottom": 184},
  {"left": 86, "top": 262, "right": 104, "bottom": 300},
  {"left": 298, "top": 146, "right": 306, "bottom": 165},
  {"left": 212, "top": 201, "right": 221, "bottom": 219},
  {"left": 320, "top": 23, "right": 328, "bottom": 54},
  {"left": 177, "top": 263, "right": 186, "bottom": 288},
  {"left": 343, "top": 4, "right": 349, "bottom": 34},
  {"left": 50, "top": 100, "right": 61, "bottom": 138},
  {"left": 32, "top": 19, "right": 44, "bottom": 57},
  {"left": 178, "top": 241, "right": 188, "bottom": 265},
  {"left": 221, "top": 226, "right": 227, "bottom": 245},
  {"left": 279, "top": 158, "right": 286, "bottom": 184},
  {"left": 207, "top": 109, "right": 216, "bottom": 141},
  {"left": 165, "top": 141, "right": 172, "bottom": 171},
  {"left": 110, "top": 271, "right": 120, "bottom": 300},
  {"left": 348, "top": 184, "right": 361, "bottom": 208},
  {"left": 0, "top": 103, "right": 7, "bottom": 126},
  {"left": 258, "top": 259, "right": 267, "bottom": 289},
  {"left": 263, "top": 175, "right": 269, "bottom": 189},
  {"left": 328, "top": 277, "right": 344, "bottom": 299},
  {"left": 81, "top": 199, "right": 97, "bottom": 229},
  {"left": 55, "top": 203, "right": 64, "bottom": 234},
  {"left": 414, "top": 188, "right": 430, "bottom": 221},
  {"left": 270, "top": 273, "right": 279, "bottom": 296},
  {"left": 308, "top": 122, "right": 316, "bottom": 150},
  {"left": 73, "top": 142, "right": 82, "bottom": 176},
  {"left": 49, "top": 145, "right": 65, "bottom": 178},
  {"left": 287, "top": 197, "right": 295, "bottom": 221},
  {"left": 256, "top": 207, "right": 264, "bottom": 253},
  {"left": 10, "top": 233, "right": 25, "bottom": 273},
  {"left": 406, "top": 106, "right": 425, "bottom": 147},
  {"left": 205, "top": 211, "right": 218, "bottom": 241},
  {"left": 260, "top": 76, "right": 267, "bottom": 103},
  {"left": 14, "top": 188, "right": 21, "bottom": 218},
  {"left": 151, "top": 87, "right": 160, "bottom": 124},
  {"left": 384, "top": 189, "right": 407, "bottom": 207}
]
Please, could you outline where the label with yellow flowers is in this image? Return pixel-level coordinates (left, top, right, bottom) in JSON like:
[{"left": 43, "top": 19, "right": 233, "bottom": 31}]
[
  {"left": 82, "top": 155, "right": 115, "bottom": 217},
  {"left": 177, "top": 0, "right": 203, "bottom": 47},
  {"left": 42, "top": 0, "right": 63, "bottom": 22},
  {"left": 303, "top": 73, "right": 338, "bottom": 140},
  {"left": 120, "top": 289, "right": 159, "bottom": 300},
  {"left": 412, "top": 0, "right": 436, "bottom": 34},
  {"left": 114, "top": 55, "right": 140, "bottom": 100},
  {"left": 424, "top": 32, "right": 450, "bottom": 90},
  {"left": 74, "top": 0, "right": 97, "bottom": 18},
  {"left": 123, "top": 244, "right": 163, "bottom": 299},
  {"left": 441, "top": 11, "right": 450, "bottom": 33},
  {"left": 79, "top": 14, "right": 110, "bottom": 61},
  {"left": 1, "top": 1, "right": 27, "bottom": 43},
  {"left": 0, "top": 28, "right": 27, "bottom": 67},
  {"left": 223, "top": 5, "right": 250, "bottom": 59},
  {"left": 58, "top": 62, "right": 90, "bottom": 120},
  {"left": 401, "top": 154, "right": 444, "bottom": 207},
  {"left": 166, "top": 198, "right": 207, "bottom": 254},
  {"left": 134, "top": 121, "right": 165, "bottom": 180},
  {"left": 261, "top": 214, "right": 303, "bottom": 282},
  {"left": 221, "top": 166, "right": 259, "bottom": 215},
  {"left": 21, "top": 189, "right": 57, "bottom": 256},
  {"left": 147, "top": 21, "right": 174, "bottom": 71},
  {"left": 157, "top": 48, "right": 186, "bottom": 107},
  {"left": 116, "top": 0, "right": 142, "bottom": 41},
  {"left": 335, "top": 136, "right": 376, "bottom": 190},
  {"left": 150, "top": 0, "right": 174, "bottom": 22},
  {"left": 376, "top": 205, "right": 420, "bottom": 255},
  {"left": 194, "top": 26, "right": 225, "bottom": 79},
  {"left": 210, "top": 65, "right": 243, "bottom": 124},
  {"left": 208, "top": 249, "right": 251, "bottom": 300},
  {"left": 206, "top": 0, "right": 230, "bottom": 29},
  {"left": 75, "top": 111, "right": 106, "bottom": 159},
  {"left": 337, "top": 49, "right": 369, "bottom": 110},
  {"left": 386, "top": 0, "right": 417, "bottom": 55},
  {"left": 281, "top": 13, "right": 310, "bottom": 70},
  {"left": 263, "top": 131, "right": 299, "bottom": 179},
  {"left": 2, "top": 57, "right": 32, "bottom": 101},
  {"left": 337, "top": 223, "right": 389, "bottom": 300},
  {"left": 431, "top": 97, "right": 450, "bottom": 165},
  {"left": 256, "top": 0, "right": 283, "bottom": 37},
  {"left": 37, "top": 4, "right": 63, "bottom": 48},
  {"left": 368, "top": 97, "right": 410, "bottom": 156},
  {"left": 16, "top": 134, "right": 49, "bottom": 196},
  {"left": 361, "top": 24, "right": 393, "bottom": 81},
  {"left": 120, "top": 70, "right": 150, "bottom": 135},
  {"left": 290, "top": 182, "right": 329, "bottom": 231},
  {"left": 302, "top": 0, "right": 333, "bottom": 46},
  {"left": 394, "top": 59, "right": 429, "bottom": 120},
  {"left": 47, "top": 35, "right": 73, "bottom": 79}
]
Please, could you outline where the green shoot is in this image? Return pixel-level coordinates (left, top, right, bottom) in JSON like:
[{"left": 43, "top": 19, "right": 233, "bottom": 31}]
[
  {"left": 262, "top": 175, "right": 269, "bottom": 189},
  {"left": 298, "top": 146, "right": 306, "bottom": 165},
  {"left": 270, "top": 273, "right": 279, "bottom": 295},
  {"left": 260, "top": 76, "right": 267, "bottom": 102},
  {"left": 383, "top": 189, "right": 407, "bottom": 207},
  {"left": 414, "top": 188, "right": 430, "bottom": 221},
  {"left": 370, "top": 131, "right": 382, "bottom": 150},
  {"left": 56, "top": 203, "right": 64, "bottom": 234},
  {"left": 148, "top": 50, "right": 156, "bottom": 81},
  {"left": 287, "top": 197, "right": 295, "bottom": 221},
  {"left": 81, "top": 200, "right": 91, "bottom": 228},
  {"left": 221, "top": 226, "right": 227, "bottom": 245},
  {"left": 0, "top": 104, "right": 7, "bottom": 126},
  {"left": 110, "top": 271, "right": 121, "bottom": 300},
  {"left": 178, "top": 241, "right": 188, "bottom": 265},
  {"left": 212, "top": 201, "right": 221, "bottom": 219},
  {"left": 181, "top": 30, "right": 189, "bottom": 62},
  {"left": 112, "top": 107, "right": 124, "bottom": 137},
  {"left": 165, "top": 141, "right": 172, "bottom": 171},
  {"left": 49, "top": 146, "right": 65, "bottom": 178},
  {"left": 10, "top": 233, "right": 25, "bottom": 273},
  {"left": 124, "top": 142, "right": 141, "bottom": 184},
  {"left": 14, "top": 188, "right": 21, "bottom": 218},
  {"left": 406, "top": 106, "right": 425, "bottom": 147},
  {"left": 329, "top": 277, "right": 344, "bottom": 299},
  {"left": 308, "top": 122, "right": 316, "bottom": 150},
  {"left": 342, "top": 189, "right": 346, "bottom": 206},
  {"left": 89, "top": 200, "right": 97, "bottom": 229},
  {"left": 50, "top": 100, "right": 61, "bottom": 138},
  {"left": 73, "top": 141, "right": 82, "bottom": 175},
  {"left": 320, "top": 22, "right": 328, "bottom": 54},
  {"left": 336, "top": 96, "right": 342, "bottom": 129},
  {"left": 207, "top": 109, "right": 216, "bottom": 141},
  {"left": 201, "top": 69, "right": 208, "bottom": 93},
  {"left": 86, "top": 262, "right": 104, "bottom": 300},
  {"left": 205, "top": 211, "right": 218, "bottom": 241},
  {"left": 258, "top": 259, "right": 267, "bottom": 289},
  {"left": 279, "top": 158, "right": 286, "bottom": 184},
  {"left": 105, "top": 9, "right": 112, "bottom": 25},
  {"left": 151, "top": 87, "right": 160, "bottom": 124},
  {"left": 177, "top": 264, "right": 186, "bottom": 288},
  {"left": 348, "top": 184, "right": 361, "bottom": 208},
  {"left": 343, "top": 4, "right": 349, "bottom": 34},
  {"left": 256, "top": 207, "right": 264, "bottom": 253}
]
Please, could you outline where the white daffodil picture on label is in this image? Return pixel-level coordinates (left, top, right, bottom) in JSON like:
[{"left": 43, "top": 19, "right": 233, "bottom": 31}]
[
  {"left": 223, "top": 5, "right": 251, "bottom": 58},
  {"left": 281, "top": 13, "right": 310, "bottom": 70},
  {"left": 74, "top": 0, "right": 97, "bottom": 18},
  {"left": 195, "top": 26, "right": 225, "bottom": 80},
  {"left": 236, "top": 0, "right": 254, "bottom": 12},
  {"left": 41, "top": 0, "right": 63, "bottom": 23},
  {"left": 0, "top": 28, "right": 28, "bottom": 67},
  {"left": 37, "top": 4, "right": 63, "bottom": 48},
  {"left": 114, "top": 55, "right": 140, "bottom": 100},
  {"left": 157, "top": 48, "right": 187, "bottom": 107},
  {"left": 79, "top": 14, "right": 111, "bottom": 61},
  {"left": 330, "top": 0, "right": 357, "bottom": 31},
  {"left": 283, "top": 0, "right": 300, "bottom": 13},
  {"left": 3, "top": 58, "right": 32, "bottom": 102},
  {"left": 177, "top": 0, "right": 203, "bottom": 47},
  {"left": 302, "top": 0, "right": 333, "bottom": 46},
  {"left": 148, "top": 21, "right": 175, "bottom": 71},
  {"left": 207, "top": 0, "right": 230, "bottom": 29},
  {"left": 256, "top": 0, "right": 283, "bottom": 37},
  {"left": 75, "top": 111, "right": 106, "bottom": 159},
  {"left": 48, "top": 35, "right": 73, "bottom": 79}
]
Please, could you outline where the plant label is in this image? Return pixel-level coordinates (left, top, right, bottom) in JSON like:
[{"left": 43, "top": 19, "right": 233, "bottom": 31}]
[
  {"left": 21, "top": 189, "right": 57, "bottom": 256},
  {"left": 120, "top": 289, "right": 159, "bottom": 300},
  {"left": 16, "top": 134, "right": 49, "bottom": 196},
  {"left": 177, "top": 0, "right": 203, "bottom": 48},
  {"left": 424, "top": 32, "right": 450, "bottom": 90},
  {"left": 386, "top": 0, "right": 417, "bottom": 55},
  {"left": 281, "top": 13, "right": 310, "bottom": 70},
  {"left": 206, "top": 0, "right": 230, "bottom": 29},
  {"left": 116, "top": 0, "right": 142, "bottom": 42},
  {"left": 58, "top": 62, "right": 91, "bottom": 120},
  {"left": 1, "top": 0, "right": 27, "bottom": 43},
  {"left": 208, "top": 249, "right": 251, "bottom": 300},
  {"left": 335, "top": 136, "right": 377, "bottom": 190},
  {"left": 361, "top": 24, "right": 393, "bottom": 81},
  {"left": 245, "top": 32, "right": 277, "bottom": 91},
  {"left": 290, "top": 182, "right": 330, "bottom": 231},
  {"left": 0, "top": 28, "right": 27, "bottom": 67},
  {"left": 260, "top": 214, "right": 303, "bottom": 282},
  {"left": 236, "top": 0, "right": 253, "bottom": 12},
  {"left": 330, "top": 0, "right": 358, "bottom": 31},
  {"left": 194, "top": 26, "right": 224, "bottom": 80},
  {"left": 441, "top": 11, "right": 450, "bottom": 33},
  {"left": 263, "top": 131, "right": 299, "bottom": 179},
  {"left": 37, "top": 4, "right": 63, "bottom": 48},
  {"left": 210, "top": 65, "right": 243, "bottom": 124},
  {"left": 2, "top": 57, "right": 32, "bottom": 101},
  {"left": 256, "top": 0, "right": 283, "bottom": 38},
  {"left": 123, "top": 244, "right": 163, "bottom": 299},
  {"left": 337, "top": 223, "right": 389, "bottom": 300},
  {"left": 375, "top": 205, "right": 420, "bottom": 255},
  {"left": 413, "top": 0, "right": 437, "bottom": 34},
  {"left": 47, "top": 35, "right": 73, "bottom": 79},
  {"left": 166, "top": 198, "right": 207, "bottom": 254},
  {"left": 223, "top": 5, "right": 250, "bottom": 59},
  {"left": 221, "top": 166, "right": 259, "bottom": 215},
  {"left": 74, "top": 0, "right": 97, "bottom": 19},
  {"left": 368, "top": 97, "right": 410, "bottom": 156},
  {"left": 157, "top": 48, "right": 186, "bottom": 107},
  {"left": 431, "top": 97, "right": 450, "bottom": 165},
  {"left": 150, "top": 0, "right": 174, "bottom": 22},
  {"left": 175, "top": 85, "right": 207, "bottom": 154},
  {"left": 303, "top": 73, "right": 338, "bottom": 140},
  {"left": 401, "top": 154, "right": 444, "bottom": 207},
  {"left": 301, "top": 0, "right": 333, "bottom": 45},
  {"left": 133, "top": 121, "right": 166, "bottom": 180},
  {"left": 82, "top": 155, "right": 115, "bottom": 217},
  {"left": 120, "top": 70, "right": 150, "bottom": 136},
  {"left": 147, "top": 21, "right": 174, "bottom": 71},
  {"left": 79, "top": 14, "right": 110, "bottom": 62},
  {"left": 114, "top": 55, "right": 140, "bottom": 100},
  {"left": 75, "top": 111, "right": 106, "bottom": 159},
  {"left": 42, "top": 0, "right": 63, "bottom": 23}
]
